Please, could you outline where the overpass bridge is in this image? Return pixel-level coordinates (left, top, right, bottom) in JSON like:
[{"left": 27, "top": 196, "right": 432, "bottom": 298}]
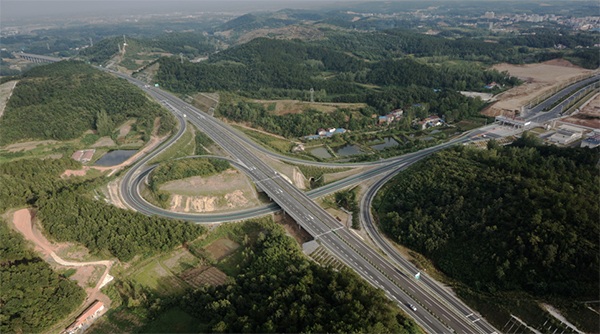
[
  {"left": 104, "top": 68, "right": 498, "bottom": 334},
  {"left": 14, "top": 52, "right": 62, "bottom": 63}
]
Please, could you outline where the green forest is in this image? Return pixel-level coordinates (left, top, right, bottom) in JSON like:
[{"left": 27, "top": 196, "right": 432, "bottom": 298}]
[
  {"left": 155, "top": 37, "right": 518, "bottom": 96},
  {"left": 0, "top": 219, "right": 86, "bottom": 333},
  {"left": 1, "top": 156, "right": 207, "bottom": 262},
  {"left": 0, "top": 61, "right": 176, "bottom": 145},
  {"left": 374, "top": 136, "right": 599, "bottom": 299},
  {"left": 178, "top": 220, "right": 422, "bottom": 333},
  {"left": 80, "top": 32, "right": 217, "bottom": 63}
]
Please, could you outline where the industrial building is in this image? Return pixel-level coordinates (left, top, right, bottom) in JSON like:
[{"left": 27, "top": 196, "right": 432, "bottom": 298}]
[
  {"left": 64, "top": 301, "right": 104, "bottom": 334},
  {"left": 549, "top": 130, "right": 582, "bottom": 145},
  {"left": 581, "top": 133, "right": 600, "bottom": 148}
]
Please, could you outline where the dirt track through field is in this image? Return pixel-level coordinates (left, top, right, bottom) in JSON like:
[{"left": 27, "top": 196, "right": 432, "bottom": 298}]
[{"left": 12, "top": 209, "right": 114, "bottom": 305}]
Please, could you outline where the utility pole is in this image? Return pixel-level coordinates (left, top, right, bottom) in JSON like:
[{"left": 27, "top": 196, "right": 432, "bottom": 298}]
[
  {"left": 310, "top": 88, "right": 314, "bottom": 103},
  {"left": 180, "top": 53, "right": 183, "bottom": 64},
  {"left": 90, "top": 37, "right": 93, "bottom": 47},
  {"left": 46, "top": 43, "right": 50, "bottom": 50},
  {"left": 118, "top": 43, "right": 121, "bottom": 54}
]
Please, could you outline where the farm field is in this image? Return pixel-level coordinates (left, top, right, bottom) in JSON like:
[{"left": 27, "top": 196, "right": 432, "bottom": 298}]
[{"left": 205, "top": 238, "right": 241, "bottom": 260}]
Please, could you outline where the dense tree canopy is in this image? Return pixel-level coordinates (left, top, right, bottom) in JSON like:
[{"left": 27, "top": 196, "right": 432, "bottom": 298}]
[
  {"left": 179, "top": 221, "right": 422, "bottom": 333},
  {"left": 1, "top": 155, "right": 206, "bottom": 262},
  {"left": 374, "top": 139, "right": 599, "bottom": 297},
  {"left": 0, "top": 219, "right": 85, "bottom": 333},
  {"left": 0, "top": 61, "right": 176, "bottom": 145},
  {"left": 38, "top": 192, "right": 206, "bottom": 261}
]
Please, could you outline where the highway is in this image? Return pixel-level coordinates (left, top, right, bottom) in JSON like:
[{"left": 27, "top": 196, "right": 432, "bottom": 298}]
[
  {"left": 360, "top": 155, "right": 499, "bottom": 334},
  {"left": 21, "top": 51, "right": 587, "bottom": 334},
  {"left": 524, "top": 75, "right": 599, "bottom": 124},
  {"left": 97, "top": 69, "right": 502, "bottom": 333}
]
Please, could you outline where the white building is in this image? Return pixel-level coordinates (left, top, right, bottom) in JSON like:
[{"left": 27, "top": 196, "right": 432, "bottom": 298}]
[{"left": 549, "top": 130, "right": 582, "bottom": 145}]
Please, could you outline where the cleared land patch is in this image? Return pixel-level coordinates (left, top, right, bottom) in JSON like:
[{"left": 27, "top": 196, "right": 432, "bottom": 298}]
[
  {"left": 0, "top": 80, "right": 18, "bottom": 117},
  {"left": 253, "top": 99, "right": 365, "bottom": 116},
  {"left": 561, "top": 93, "right": 600, "bottom": 129},
  {"left": 205, "top": 238, "right": 240, "bottom": 260},
  {"left": 236, "top": 25, "right": 325, "bottom": 45},
  {"left": 160, "top": 169, "right": 260, "bottom": 213},
  {"left": 485, "top": 59, "right": 594, "bottom": 117},
  {"left": 180, "top": 266, "right": 227, "bottom": 288},
  {"left": 161, "top": 248, "right": 202, "bottom": 275},
  {"left": 133, "top": 260, "right": 189, "bottom": 296}
]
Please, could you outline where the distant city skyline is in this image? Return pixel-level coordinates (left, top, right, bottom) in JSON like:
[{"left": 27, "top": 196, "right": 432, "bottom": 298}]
[{"left": 1, "top": 0, "right": 326, "bottom": 21}]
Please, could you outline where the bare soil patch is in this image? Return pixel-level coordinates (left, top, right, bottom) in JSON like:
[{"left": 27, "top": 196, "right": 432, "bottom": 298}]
[
  {"left": 2, "top": 139, "right": 57, "bottom": 152},
  {"left": 91, "top": 137, "right": 116, "bottom": 148},
  {"left": 485, "top": 60, "right": 594, "bottom": 116},
  {"left": 61, "top": 166, "right": 90, "bottom": 178},
  {"left": 116, "top": 120, "right": 135, "bottom": 138},
  {"left": 107, "top": 178, "right": 127, "bottom": 209},
  {"left": 161, "top": 169, "right": 259, "bottom": 213},
  {"left": 236, "top": 25, "right": 324, "bottom": 45},
  {"left": 11, "top": 208, "right": 114, "bottom": 305},
  {"left": 326, "top": 208, "right": 351, "bottom": 228},
  {"left": 274, "top": 212, "right": 314, "bottom": 245},
  {"left": 562, "top": 93, "right": 600, "bottom": 129},
  {"left": 205, "top": 238, "right": 240, "bottom": 260},
  {"left": 0, "top": 80, "right": 18, "bottom": 118},
  {"left": 253, "top": 99, "right": 365, "bottom": 116}
]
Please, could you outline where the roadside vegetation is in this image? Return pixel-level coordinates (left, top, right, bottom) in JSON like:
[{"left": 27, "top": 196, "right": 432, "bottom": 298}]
[{"left": 373, "top": 134, "right": 599, "bottom": 332}]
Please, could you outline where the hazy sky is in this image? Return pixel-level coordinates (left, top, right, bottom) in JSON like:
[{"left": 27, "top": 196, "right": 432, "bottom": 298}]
[{"left": 1, "top": 0, "right": 329, "bottom": 21}]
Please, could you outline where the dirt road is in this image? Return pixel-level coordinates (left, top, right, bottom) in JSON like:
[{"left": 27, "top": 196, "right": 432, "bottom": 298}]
[{"left": 12, "top": 209, "right": 114, "bottom": 304}]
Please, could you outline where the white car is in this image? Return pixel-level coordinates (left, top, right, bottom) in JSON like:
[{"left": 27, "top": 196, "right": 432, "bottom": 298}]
[{"left": 409, "top": 304, "right": 417, "bottom": 312}]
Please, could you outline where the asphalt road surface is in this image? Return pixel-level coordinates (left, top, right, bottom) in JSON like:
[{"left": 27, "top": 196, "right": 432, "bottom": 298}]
[
  {"left": 525, "top": 75, "right": 599, "bottom": 124},
  {"left": 99, "top": 69, "right": 499, "bottom": 333}
]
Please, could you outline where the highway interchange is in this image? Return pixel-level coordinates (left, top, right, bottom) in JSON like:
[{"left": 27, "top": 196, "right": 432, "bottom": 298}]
[{"left": 86, "top": 64, "right": 592, "bottom": 334}]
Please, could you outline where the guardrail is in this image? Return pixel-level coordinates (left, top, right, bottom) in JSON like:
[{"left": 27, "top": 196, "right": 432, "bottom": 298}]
[{"left": 522, "top": 71, "right": 599, "bottom": 111}]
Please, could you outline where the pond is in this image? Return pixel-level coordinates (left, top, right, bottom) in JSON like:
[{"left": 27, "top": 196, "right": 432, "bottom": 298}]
[
  {"left": 94, "top": 150, "right": 137, "bottom": 166},
  {"left": 367, "top": 137, "right": 399, "bottom": 151},
  {"left": 310, "top": 147, "right": 332, "bottom": 159},
  {"left": 332, "top": 144, "right": 363, "bottom": 156},
  {"left": 430, "top": 129, "right": 441, "bottom": 134}
]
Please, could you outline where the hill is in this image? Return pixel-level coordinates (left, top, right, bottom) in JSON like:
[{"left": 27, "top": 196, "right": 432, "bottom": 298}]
[
  {"left": 79, "top": 32, "right": 218, "bottom": 70},
  {"left": 0, "top": 60, "right": 176, "bottom": 146}
]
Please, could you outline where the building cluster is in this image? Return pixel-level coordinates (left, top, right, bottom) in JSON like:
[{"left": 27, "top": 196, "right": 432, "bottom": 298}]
[
  {"left": 581, "top": 133, "right": 600, "bottom": 148},
  {"left": 417, "top": 116, "right": 444, "bottom": 130},
  {"left": 487, "top": 13, "right": 600, "bottom": 31},
  {"left": 304, "top": 127, "right": 347, "bottom": 140},
  {"left": 484, "top": 82, "right": 500, "bottom": 89},
  {"left": 64, "top": 301, "right": 104, "bottom": 334},
  {"left": 71, "top": 149, "right": 95, "bottom": 163},
  {"left": 378, "top": 109, "right": 404, "bottom": 125}
]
